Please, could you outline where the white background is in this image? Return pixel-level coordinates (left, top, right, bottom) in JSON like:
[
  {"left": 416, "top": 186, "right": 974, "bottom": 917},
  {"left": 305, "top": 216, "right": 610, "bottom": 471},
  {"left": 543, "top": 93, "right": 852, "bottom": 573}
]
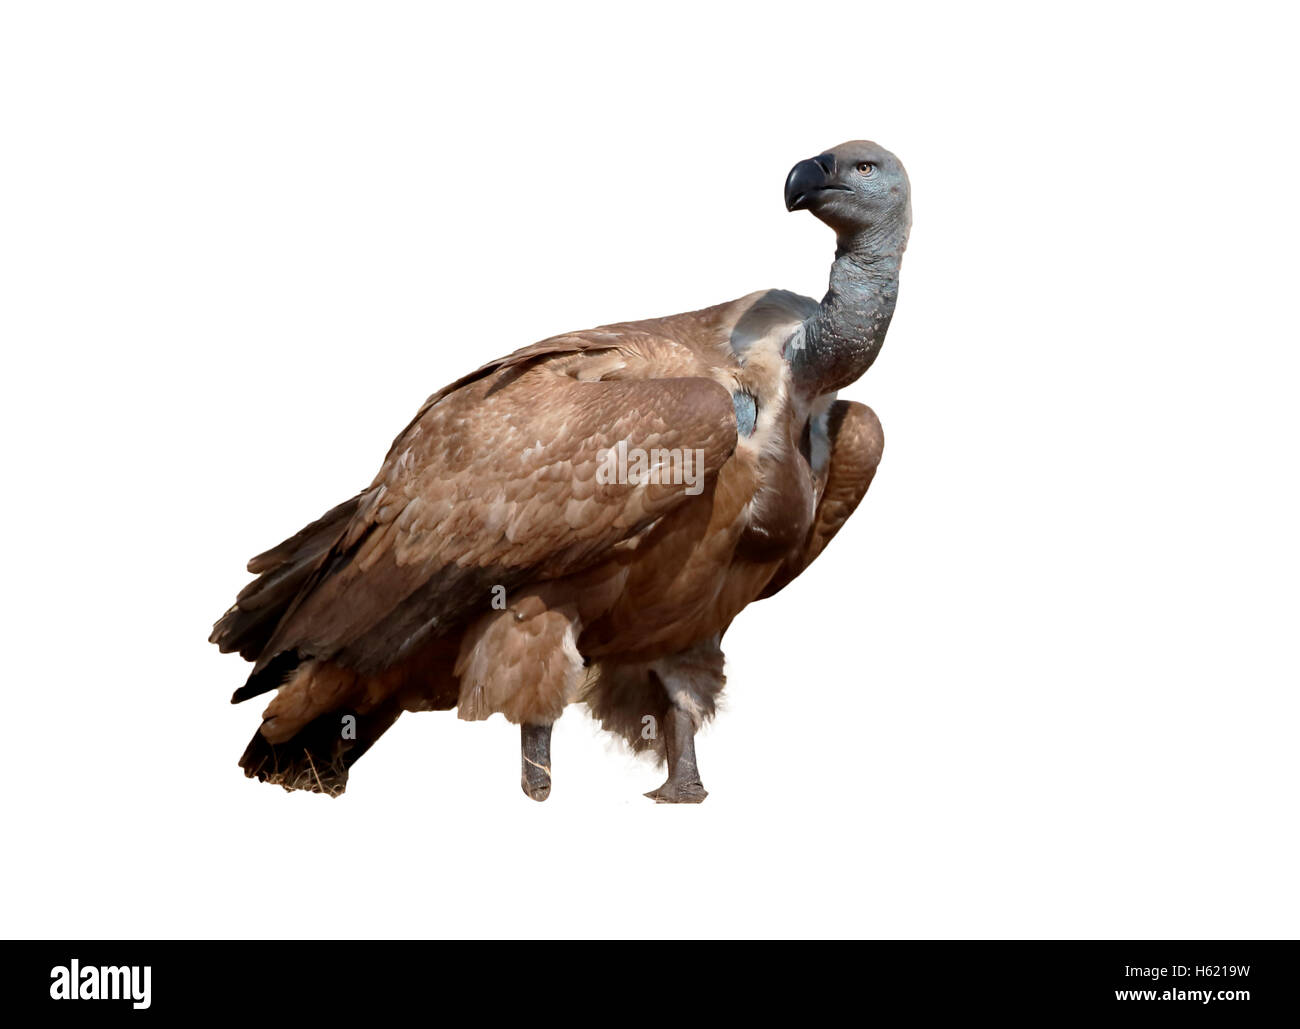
[{"left": 2, "top": 1, "right": 1296, "bottom": 939}]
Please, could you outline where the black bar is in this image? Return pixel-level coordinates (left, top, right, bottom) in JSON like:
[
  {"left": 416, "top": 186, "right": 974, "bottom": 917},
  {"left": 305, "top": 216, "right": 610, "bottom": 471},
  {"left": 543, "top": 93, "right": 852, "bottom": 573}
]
[{"left": 3, "top": 941, "right": 1291, "bottom": 1019}]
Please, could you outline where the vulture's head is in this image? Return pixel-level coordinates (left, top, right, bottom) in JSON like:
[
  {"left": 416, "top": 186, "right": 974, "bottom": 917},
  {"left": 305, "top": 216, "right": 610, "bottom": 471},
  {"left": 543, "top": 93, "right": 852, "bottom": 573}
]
[{"left": 784, "top": 140, "right": 910, "bottom": 247}]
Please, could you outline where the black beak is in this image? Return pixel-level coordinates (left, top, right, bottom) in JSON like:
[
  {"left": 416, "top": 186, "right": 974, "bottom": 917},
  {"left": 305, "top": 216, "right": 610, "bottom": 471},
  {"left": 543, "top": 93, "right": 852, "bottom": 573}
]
[{"left": 785, "top": 153, "right": 836, "bottom": 211}]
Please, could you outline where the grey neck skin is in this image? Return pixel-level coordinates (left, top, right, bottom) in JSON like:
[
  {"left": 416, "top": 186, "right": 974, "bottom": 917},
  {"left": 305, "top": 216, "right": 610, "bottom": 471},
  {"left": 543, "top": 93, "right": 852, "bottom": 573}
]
[{"left": 791, "top": 222, "right": 906, "bottom": 399}]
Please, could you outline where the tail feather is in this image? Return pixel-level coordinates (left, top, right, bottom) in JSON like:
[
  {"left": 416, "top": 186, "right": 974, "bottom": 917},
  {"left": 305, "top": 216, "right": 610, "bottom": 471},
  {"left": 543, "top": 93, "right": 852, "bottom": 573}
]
[
  {"left": 230, "top": 649, "right": 299, "bottom": 705},
  {"left": 238, "top": 701, "right": 401, "bottom": 796},
  {"left": 210, "top": 494, "right": 362, "bottom": 661}
]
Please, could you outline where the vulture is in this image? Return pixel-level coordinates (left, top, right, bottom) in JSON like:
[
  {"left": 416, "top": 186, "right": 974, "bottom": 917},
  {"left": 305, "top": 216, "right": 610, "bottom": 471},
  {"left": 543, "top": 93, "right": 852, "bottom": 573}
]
[{"left": 211, "top": 140, "right": 911, "bottom": 802}]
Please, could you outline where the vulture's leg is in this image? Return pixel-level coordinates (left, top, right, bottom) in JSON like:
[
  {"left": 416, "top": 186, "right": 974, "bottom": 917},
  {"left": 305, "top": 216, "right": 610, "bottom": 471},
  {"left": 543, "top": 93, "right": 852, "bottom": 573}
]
[
  {"left": 643, "top": 644, "right": 722, "bottom": 804},
  {"left": 645, "top": 706, "right": 708, "bottom": 804},
  {"left": 520, "top": 723, "right": 553, "bottom": 802}
]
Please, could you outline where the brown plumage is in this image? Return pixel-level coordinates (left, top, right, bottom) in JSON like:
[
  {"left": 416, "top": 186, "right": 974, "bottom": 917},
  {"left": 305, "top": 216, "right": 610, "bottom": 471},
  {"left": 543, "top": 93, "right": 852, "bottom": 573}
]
[{"left": 212, "top": 140, "right": 910, "bottom": 802}]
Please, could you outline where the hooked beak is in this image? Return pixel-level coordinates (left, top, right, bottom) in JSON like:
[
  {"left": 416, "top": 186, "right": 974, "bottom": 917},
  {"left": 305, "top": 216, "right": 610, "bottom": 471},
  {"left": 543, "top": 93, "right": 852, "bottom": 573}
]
[{"left": 784, "top": 153, "right": 844, "bottom": 211}]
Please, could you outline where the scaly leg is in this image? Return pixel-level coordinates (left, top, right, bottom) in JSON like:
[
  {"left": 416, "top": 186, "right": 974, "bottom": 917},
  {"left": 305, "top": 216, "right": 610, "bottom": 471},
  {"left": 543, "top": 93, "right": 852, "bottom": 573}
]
[
  {"left": 520, "top": 723, "right": 552, "bottom": 802},
  {"left": 645, "top": 706, "right": 707, "bottom": 804}
]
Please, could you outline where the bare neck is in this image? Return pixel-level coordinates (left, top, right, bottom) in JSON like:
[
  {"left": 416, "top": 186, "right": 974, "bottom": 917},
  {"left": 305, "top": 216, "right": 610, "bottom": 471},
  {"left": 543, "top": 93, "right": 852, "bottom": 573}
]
[{"left": 792, "top": 227, "right": 904, "bottom": 398}]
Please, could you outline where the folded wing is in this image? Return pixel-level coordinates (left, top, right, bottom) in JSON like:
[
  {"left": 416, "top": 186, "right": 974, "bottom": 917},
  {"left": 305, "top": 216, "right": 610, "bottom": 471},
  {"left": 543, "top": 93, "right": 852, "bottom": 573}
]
[{"left": 231, "top": 344, "right": 740, "bottom": 697}]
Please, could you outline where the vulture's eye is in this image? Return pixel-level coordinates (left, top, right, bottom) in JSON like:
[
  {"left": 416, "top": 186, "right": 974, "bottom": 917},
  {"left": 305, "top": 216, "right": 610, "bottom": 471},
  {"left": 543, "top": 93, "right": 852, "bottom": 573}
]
[{"left": 857, "top": 162, "right": 875, "bottom": 175}]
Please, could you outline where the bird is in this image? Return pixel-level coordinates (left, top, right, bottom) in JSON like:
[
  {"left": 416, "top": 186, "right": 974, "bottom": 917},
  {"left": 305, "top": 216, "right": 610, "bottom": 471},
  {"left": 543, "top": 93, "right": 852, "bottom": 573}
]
[{"left": 210, "top": 140, "right": 910, "bottom": 803}]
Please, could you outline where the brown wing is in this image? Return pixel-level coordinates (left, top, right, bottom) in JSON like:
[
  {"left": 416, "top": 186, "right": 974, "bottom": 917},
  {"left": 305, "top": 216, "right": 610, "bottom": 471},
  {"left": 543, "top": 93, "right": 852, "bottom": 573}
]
[
  {"left": 215, "top": 287, "right": 812, "bottom": 693},
  {"left": 250, "top": 344, "right": 739, "bottom": 683},
  {"left": 760, "top": 400, "right": 884, "bottom": 598}
]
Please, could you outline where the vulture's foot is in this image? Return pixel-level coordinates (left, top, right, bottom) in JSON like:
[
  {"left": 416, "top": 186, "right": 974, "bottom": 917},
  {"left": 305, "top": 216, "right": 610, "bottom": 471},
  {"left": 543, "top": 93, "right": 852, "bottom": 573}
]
[
  {"left": 645, "top": 779, "right": 708, "bottom": 804},
  {"left": 520, "top": 723, "right": 552, "bottom": 802},
  {"left": 644, "top": 707, "right": 708, "bottom": 804}
]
